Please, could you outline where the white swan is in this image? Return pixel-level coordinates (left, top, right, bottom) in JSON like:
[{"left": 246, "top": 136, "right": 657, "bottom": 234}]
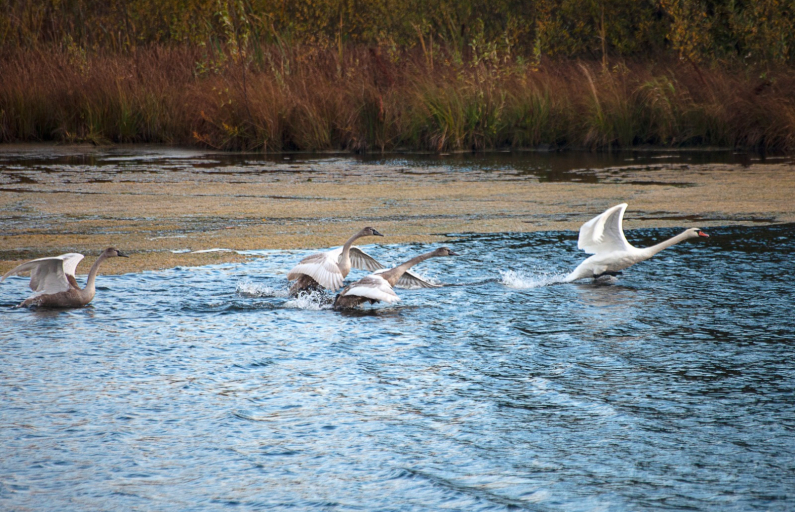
[
  {"left": 333, "top": 247, "right": 456, "bottom": 308},
  {"left": 1, "top": 247, "right": 128, "bottom": 308},
  {"left": 563, "top": 203, "right": 709, "bottom": 282},
  {"left": 287, "top": 227, "right": 385, "bottom": 295}
]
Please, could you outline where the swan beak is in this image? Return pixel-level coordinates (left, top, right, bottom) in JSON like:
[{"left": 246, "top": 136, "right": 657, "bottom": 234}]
[
  {"left": 372, "top": 229, "right": 384, "bottom": 237},
  {"left": 697, "top": 231, "right": 709, "bottom": 238},
  {"left": 118, "top": 251, "right": 130, "bottom": 258},
  {"left": 448, "top": 250, "right": 459, "bottom": 256}
]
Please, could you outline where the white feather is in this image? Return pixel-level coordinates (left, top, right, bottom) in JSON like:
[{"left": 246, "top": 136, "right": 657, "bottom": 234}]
[
  {"left": 287, "top": 251, "right": 344, "bottom": 290},
  {"left": 289, "top": 245, "right": 386, "bottom": 291},
  {"left": 577, "top": 203, "right": 632, "bottom": 255},
  {"left": 60, "top": 254, "right": 85, "bottom": 277},
  {"left": 342, "top": 275, "right": 400, "bottom": 303},
  {"left": 565, "top": 203, "right": 704, "bottom": 282},
  {"left": 1, "top": 253, "right": 84, "bottom": 294},
  {"left": 327, "top": 246, "right": 385, "bottom": 271}
]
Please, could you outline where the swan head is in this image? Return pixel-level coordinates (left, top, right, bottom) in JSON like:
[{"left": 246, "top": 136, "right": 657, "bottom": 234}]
[
  {"left": 686, "top": 228, "right": 709, "bottom": 239},
  {"left": 432, "top": 247, "right": 458, "bottom": 257},
  {"left": 361, "top": 227, "right": 384, "bottom": 237},
  {"left": 103, "top": 247, "right": 129, "bottom": 258}
]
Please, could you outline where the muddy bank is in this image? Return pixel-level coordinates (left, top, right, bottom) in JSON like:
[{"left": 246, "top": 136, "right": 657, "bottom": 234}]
[{"left": 1, "top": 146, "right": 793, "bottom": 275}]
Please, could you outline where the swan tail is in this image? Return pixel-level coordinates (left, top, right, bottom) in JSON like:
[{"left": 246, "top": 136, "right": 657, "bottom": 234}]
[{"left": 563, "top": 263, "right": 589, "bottom": 283}]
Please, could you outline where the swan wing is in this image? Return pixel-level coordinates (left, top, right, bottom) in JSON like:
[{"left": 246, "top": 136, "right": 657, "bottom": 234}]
[
  {"left": 341, "top": 275, "right": 400, "bottom": 303},
  {"left": 328, "top": 246, "right": 385, "bottom": 272},
  {"left": 577, "top": 203, "right": 632, "bottom": 255},
  {"left": 348, "top": 247, "right": 386, "bottom": 272},
  {"left": 287, "top": 251, "right": 344, "bottom": 290},
  {"left": 395, "top": 270, "right": 441, "bottom": 289},
  {"left": 60, "top": 253, "right": 85, "bottom": 277},
  {"left": 327, "top": 246, "right": 344, "bottom": 262},
  {"left": 1, "top": 253, "right": 84, "bottom": 293}
]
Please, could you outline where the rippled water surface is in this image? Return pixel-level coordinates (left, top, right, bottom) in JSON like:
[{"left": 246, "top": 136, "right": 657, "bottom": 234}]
[
  {"left": 2, "top": 221, "right": 795, "bottom": 508},
  {"left": 1, "top": 144, "right": 789, "bottom": 185}
]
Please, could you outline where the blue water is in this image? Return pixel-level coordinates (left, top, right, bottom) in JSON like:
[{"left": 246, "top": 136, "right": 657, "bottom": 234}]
[{"left": 1, "top": 222, "right": 794, "bottom": 510}]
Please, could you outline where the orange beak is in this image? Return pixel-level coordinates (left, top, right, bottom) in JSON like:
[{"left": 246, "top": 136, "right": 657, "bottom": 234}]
[{"left": 698, "top": 230, "right": 709, "bottom": 238}]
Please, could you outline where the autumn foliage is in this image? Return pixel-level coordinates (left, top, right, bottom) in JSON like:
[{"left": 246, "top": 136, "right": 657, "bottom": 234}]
[{"left": 0, "top": 0, "right": 793, "bottom": 151}]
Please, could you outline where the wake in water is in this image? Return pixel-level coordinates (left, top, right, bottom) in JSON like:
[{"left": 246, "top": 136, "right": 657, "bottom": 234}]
[
  {"left": 236, "top": 280, "right": 289, "bottom": 298},
  {"left": 499, "top": 269, "right": 567, "bottom": 289},
  {"left": 236, "top": 280, "right": 332, "bottom": 310}
]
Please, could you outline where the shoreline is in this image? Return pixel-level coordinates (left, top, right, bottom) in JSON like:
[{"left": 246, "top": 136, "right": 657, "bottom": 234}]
[{"left": 1, "top": 148, "right": 794, "bottom": 275}]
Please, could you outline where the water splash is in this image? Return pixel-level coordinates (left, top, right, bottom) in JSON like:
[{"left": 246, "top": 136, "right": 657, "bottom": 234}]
[
  {"left": 235, "top": 280, "right": 289, "bottom": 298},
  {"left": 499, "top": 269, "right": 567, "bottom": 289},
  {"left": 284, "top": 289, "right": 333, "bottom": 310},
  {"left": 236, "top": 280, "right": 332, "bottom": 309}
]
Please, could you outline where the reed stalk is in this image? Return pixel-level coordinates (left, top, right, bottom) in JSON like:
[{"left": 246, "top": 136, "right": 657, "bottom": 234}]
[{"left": 0, "top": 45, "right": 793, "bottom": 151}]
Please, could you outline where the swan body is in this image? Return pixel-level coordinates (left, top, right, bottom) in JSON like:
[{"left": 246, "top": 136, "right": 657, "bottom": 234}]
[
  {"left": 564, "top": 203, "right": 709, "bottom": 282},
  {"left": 287, "top": 227, "right": 384, "bottom": 295},
  {"left": 333, "top": 247, "right": 456, "bottom": 309},
  {"left": 337, "top": 274, "right": 400, "bottom": 306},
  {"left": 1, "top": 247, "right": 128, "bottom": 308}
]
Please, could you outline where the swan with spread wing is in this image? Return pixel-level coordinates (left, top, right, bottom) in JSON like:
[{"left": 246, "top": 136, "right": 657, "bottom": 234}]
[
  {"left": 2, "top": 247, "right": 128, "bottom": 308},
  {"left": 564, "top": 203, "right": 709, "bottom": 282},
  {"left": 333, "top": 247, "right": 457, "bottom": 309},
  {"left": 287, "top": 226, "right": 389, "bottom": 295},
  {"left": 287, "top": 227, "right": 441, "bottom": 295}
]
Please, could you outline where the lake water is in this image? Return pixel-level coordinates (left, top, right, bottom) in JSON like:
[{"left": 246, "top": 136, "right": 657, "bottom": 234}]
[
  {"left": 1, "top": 150, "right": 794, "bottom": 511},
  {"left": 0, "top": 144, "right": 782, "bottom": 185}
]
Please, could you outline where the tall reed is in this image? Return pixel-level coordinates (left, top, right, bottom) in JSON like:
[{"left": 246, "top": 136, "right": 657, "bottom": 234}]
[{"left": 1, "top": 45, "right": 793, "bottom": 151}]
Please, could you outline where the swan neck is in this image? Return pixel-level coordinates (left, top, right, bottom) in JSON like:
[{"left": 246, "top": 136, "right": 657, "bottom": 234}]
[
  {"left": 342, "top": 231, "right": 362, "bottom": 258},
  {"left": 83, "top": 253, "right": 107, "bottom": 298},
  {"left": 642, "top": 231, "right": 691, "bottom": 257},
  {"left": 338, "top": 230, "right": 364, "bottom": 275},
  {"left": 384, "top": 251, "right": 436, "bottom": 286}
]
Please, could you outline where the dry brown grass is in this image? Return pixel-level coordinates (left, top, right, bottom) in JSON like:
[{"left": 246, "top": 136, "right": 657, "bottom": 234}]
[{"left": 1, "top": 45, "right": 794, "bottom": 151}]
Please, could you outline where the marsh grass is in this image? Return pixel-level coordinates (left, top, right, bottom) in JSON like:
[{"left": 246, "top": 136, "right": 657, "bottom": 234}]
[{"left": 1, "top": 45, "right": 793, "bottom": 151}]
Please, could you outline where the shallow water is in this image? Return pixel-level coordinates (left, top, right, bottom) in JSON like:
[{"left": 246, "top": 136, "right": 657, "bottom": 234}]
[{"left": 1, "top": 223, "right": 794, "bottom": 511}]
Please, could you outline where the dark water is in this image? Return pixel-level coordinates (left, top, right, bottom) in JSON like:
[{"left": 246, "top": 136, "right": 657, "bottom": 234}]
[
  {"left": 1, "top": 144, "right": 790, "bottom": 186},
  {"left": 2, "top": 222, "right": 794, "bottom": 511}
]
